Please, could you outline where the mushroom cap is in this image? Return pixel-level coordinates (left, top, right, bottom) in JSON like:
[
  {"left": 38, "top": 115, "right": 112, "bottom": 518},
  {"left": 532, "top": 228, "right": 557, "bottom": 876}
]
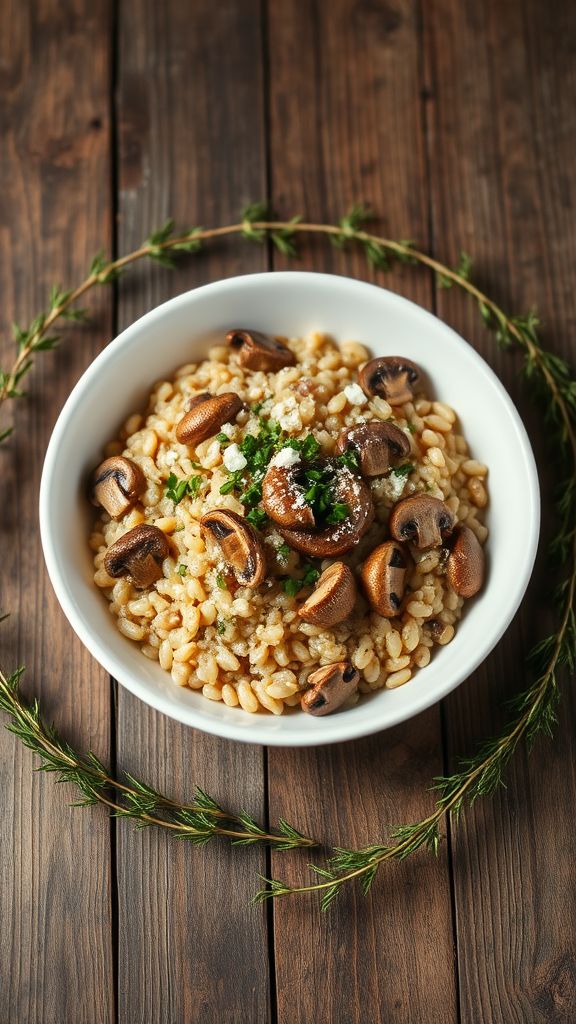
[
  {"left": 89, "top": 456, "right": 146, "bottom": 520},
  {"left": 359, "top": 356, "right": 421, "bottom": 406},
  {"left": 446, "top": 524, "right": 485, "bottom": 597},
  {"left": 335, "top": 420, "right": 411, "bottom": 476},
  {"left": 389, "top": 493, "right": 455, "bottom": 550},
  {"left": 301, "top": 661, "right": 360, "bottom": 716},
  {"left": 279, "top": 465, "right": 374, "bottom": 557},
  {"left": 200, "top": 508, "right": 267, "bottom": 588},
  {"left": 360, "top": 540, "right": 410, "bottom": 617},
  {"left": 261, "top": 463, "right": 315, "bottom": 528},
  {"left": 298, "top": 562, "right": 357, "bottom": 627},
  {"left": 175, "top": 392, "right": 243, "bottom": 447},
  {"left": 104, "top": 524, "right": 169, "bottom": 589},
  {"left": 225, "top": 329, "right": 296, "bottom": 372}
]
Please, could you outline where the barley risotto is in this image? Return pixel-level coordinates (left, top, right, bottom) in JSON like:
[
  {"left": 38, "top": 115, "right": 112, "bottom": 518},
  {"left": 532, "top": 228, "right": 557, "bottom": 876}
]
[{"left": 88, "top": 329, "right": 488, "bottom": 717}]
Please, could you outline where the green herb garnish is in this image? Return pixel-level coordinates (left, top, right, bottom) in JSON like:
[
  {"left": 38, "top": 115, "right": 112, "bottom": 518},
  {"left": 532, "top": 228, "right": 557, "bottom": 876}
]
[
  {"left": 277, "top": 542, "right": 291, "bottom": 560},
  {"left": 216, "top": 620, "right": 226, "bottom": 635},
  {"left": 177, "top": 564, "right": 187, "bottom": 576},
  {"left": 216, "top": 572, "right": 227, "bottom": 590},
  {"left": 299, "top": 464, "right": 349, "bottom": 525},
  {"left": 391, "top": 463, "right": 415, "bottom": 478},
  {"left": 282, "top": 562, "right": 320, "bottom": 596},
  {"left": 216, "top": 432, "right": 230, "bottom": 444},
  {"left": 337, "top": 448, "right": 360, "bottom": 471},
  {"left": 165, "top": 472, "right": 203, "bottom": 504},
  {"left": 246, "top": 507, "right": 268, "bottom": 529}
]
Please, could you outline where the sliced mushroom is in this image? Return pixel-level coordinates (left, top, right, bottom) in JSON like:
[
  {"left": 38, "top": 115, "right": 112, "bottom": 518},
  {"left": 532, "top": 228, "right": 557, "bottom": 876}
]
[
  {"left": 89, "top": 456, "right": 146, "bottom": 520},
  {"left": 225, "top": 329, "right": 296, "bottom": 372},
  {"left": 261, "top": 463, "right": 315, "bottom": 529},
  {"left": 200, "top": 509, "right": 266, "bottom": 588},
  {"left": 446, "top": 524, "right": 485, "bottom": 597},
  {"left": 361, "top": 541, "right": 410, "bottom": 617},
  {"left": 389, "top": 494, "right": 455, "bottom": 550},
  {"left": 298, "top": 562, "right": 357, "bottom": 627},
  {"left": 104, "top": 524, "right": 169, "bottom": 589},
  {"left": 279, "top": 465, "right": 374, "bottom": 557},
  {"left": 176, "top": 392, "right": 243, "bottom": 447},
  {"left": 359, "top": 356, "right": 421, "bottom": 406},
  {"left": 301, "top": 662, "right": 360, "bottom": 716},
  {"left": 335, "top": 421, "right": 411, "bottom": 476},
  {"left": 186, "top": 391, "right": 211, "bottom": 411}
]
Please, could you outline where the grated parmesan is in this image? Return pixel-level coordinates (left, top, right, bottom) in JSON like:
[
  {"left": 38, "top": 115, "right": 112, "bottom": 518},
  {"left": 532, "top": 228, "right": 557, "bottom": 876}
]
[
  {"left": 222, "top": 443, "right": 247, "bottom": 472},
  {"left": 269, "top": 447, "right": 301, "bottom": 469}
]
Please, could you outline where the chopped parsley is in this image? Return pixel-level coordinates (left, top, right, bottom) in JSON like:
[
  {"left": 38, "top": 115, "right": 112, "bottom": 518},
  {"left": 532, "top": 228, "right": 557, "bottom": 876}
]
[
  {"left": 165, "top": 472, "right": 203, "bottom": 504},
  {"left": 216, "top": 416, "right": 362, "bottom": 529},
  {"left": 391, "top": 463, "right": 415, "bottom": 478},
  {"left": 282, "top": 563, "right": 321, "bottom": 596},
  {"left": 337, "top": 448, "right": 360, "bottom": 471},
  {"left": 217, "top": 417, "right": 325, "bottom": 519},
  {"left": 245, "top": 507, "right": 268, "bottom": 529},
  {"left": 276, "top": 542, "right": 291, "bottom": 560},
  {"left": 216, "top": 432, "right": 230, "bottom": 444},
  {"left": 297, "top": 464, "right": 350, "bottom": 526},
  {"left": 406, "top": 422, "right": 417, "bottom": 434},
  {"left": 215, "top": 571, "right": 227, "bottom": 590},
  {"left": 216, "top": 620, "right": 226, "bottom": 635},
  {"left": 177, "top": 564, "right": 188, "bottom": 576}
]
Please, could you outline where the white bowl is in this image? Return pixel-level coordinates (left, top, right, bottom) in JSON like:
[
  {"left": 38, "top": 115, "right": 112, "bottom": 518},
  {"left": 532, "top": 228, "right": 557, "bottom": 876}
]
[{"left": 39, "top": 272, "right": 540, "bottom": 747}]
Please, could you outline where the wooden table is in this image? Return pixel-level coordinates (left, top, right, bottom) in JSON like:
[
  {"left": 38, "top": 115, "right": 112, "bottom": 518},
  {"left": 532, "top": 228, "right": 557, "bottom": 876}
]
[{"left": 1, "top": 2, "right": 575, "bottom": 1021}]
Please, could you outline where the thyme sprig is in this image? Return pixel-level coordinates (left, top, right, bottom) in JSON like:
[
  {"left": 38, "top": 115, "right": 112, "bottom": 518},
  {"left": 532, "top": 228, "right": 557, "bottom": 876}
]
[
  {"left": 1, "top": 205, "right": 574, "bottom": 907},
  {"left": 0, "top": 663, "right": 313, "bottom": 851}
]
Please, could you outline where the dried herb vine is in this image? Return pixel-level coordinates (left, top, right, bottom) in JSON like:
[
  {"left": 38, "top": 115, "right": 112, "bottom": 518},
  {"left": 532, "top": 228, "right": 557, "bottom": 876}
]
[
  {"left": 0, "top": 205, "right": 574, "bottom": 908},
  {"left": 0, "top": 664, "right": 313, "bottom": 851}
]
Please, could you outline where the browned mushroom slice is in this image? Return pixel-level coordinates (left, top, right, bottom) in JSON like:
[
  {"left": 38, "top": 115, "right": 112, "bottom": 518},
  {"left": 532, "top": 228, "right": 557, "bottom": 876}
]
[
  {"left": 279, "top": 467, "right": 374, "bottom": 557},
  {"left": 261, "top": 461, "right": 315, "bottom": 529},
  {"left": 225, "top": 329, "right": 296, "bottom": 372},
  {"left": 389, "top": 494, "right": 455, "bottom": 550},
  {"left": 359, "top": 356, "right": 421, "bottom": 406},
  {"left": 446, "top": 524, "right": 485, "bottom": 597},
  {"left": 89, "top": 456, "right": 146, "bottom": 520},
  {"left": 301, "top": 662, "right": 360, "bottom": 716},
  {"left": 335, "top": 421, "right": 411, "bottom": 476},
  {"left": 176, "top": 392, "right": 243, "bottom": 447},
  {"left": 186, "top": 391, "right": 211, "bottom": 411},
  {"left": 200, "top": 509, "right": 266, "bottom": 588},
  {"left": 104, "top": 524, "right": 169, "bottom": 589},
  {"left": 298, "top": 562, "right": 357, "bottom": 627},
  {"left": 360, "top": 541, "right": 410, "bottom": 617}
]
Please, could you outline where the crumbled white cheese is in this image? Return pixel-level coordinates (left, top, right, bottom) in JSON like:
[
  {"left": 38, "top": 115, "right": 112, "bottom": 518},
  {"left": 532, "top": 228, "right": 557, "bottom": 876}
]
[
  {"left": 223, "top": 443, "right": 247, "bottom": 472},
  {"left": 344, "top": 383, "right": 368, "bottom": 406},
  {"left": 165, "top": 450, "right": 178, "bottom": 466},
  {"left": 380, "top": 472, "right": 408, "bottom": 502},
  {"left": 270, "top": 447, "right": 301, "bottom": 469},
  {"left": 270, "top": 395, "right": 303, "bottom": 433},
  {"left": 219, "top": 422, "right": 235, "bottom": 437},
  {"left": 264, "top": 529, "right": 285, "bottom": 548}
]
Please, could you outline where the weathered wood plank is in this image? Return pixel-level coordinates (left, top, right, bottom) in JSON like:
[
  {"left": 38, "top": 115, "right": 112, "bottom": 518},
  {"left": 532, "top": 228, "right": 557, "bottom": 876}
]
[
  {"left": 267, "top": 1, "right": 458, "bottom": 1021},
  {"left": 115, "top": 2, "right": 271, "bottom": 1021},
  {"left": 0, "top": 2, "right": 114, "bottom": 1022},
  {"left": 425, "top": 0, "right": 576, "bottom": 1019}
]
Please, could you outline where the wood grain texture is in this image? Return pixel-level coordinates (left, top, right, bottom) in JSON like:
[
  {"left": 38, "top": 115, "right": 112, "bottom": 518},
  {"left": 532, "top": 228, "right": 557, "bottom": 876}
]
[
  {"left": 425, "top": 0, "right": 576, "bottom": 1020},
  {"left": 0, "top": 2, "right": 114, "bottom": 1023},
  {"left": 115, "top": 2, "right": 271, "bottom": 1021},
  {"left": 266, "top": 1, "right": 458, "bottom": 1021}
]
